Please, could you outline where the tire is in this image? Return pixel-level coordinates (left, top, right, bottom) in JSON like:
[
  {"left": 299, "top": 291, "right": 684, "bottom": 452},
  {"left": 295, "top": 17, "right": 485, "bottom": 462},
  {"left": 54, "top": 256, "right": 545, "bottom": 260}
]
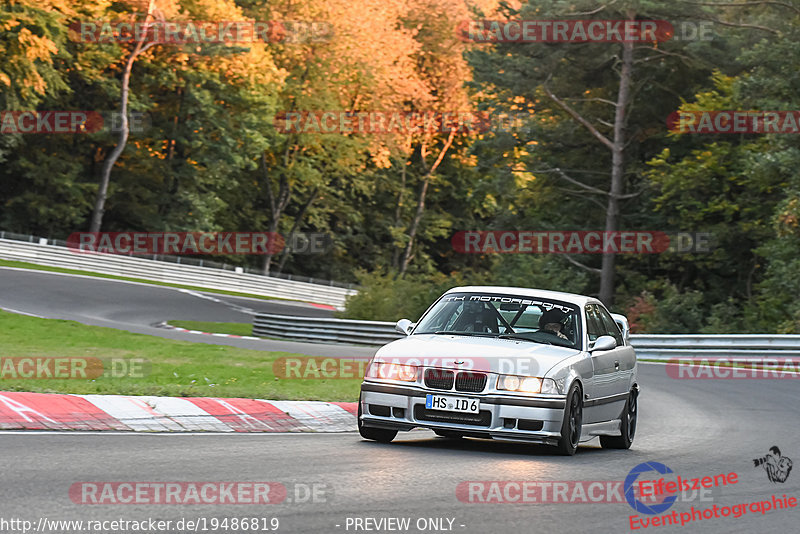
[
  {"left": 555, "top": 382, "right": 583, "bottom": 456},
  {"left": 434, "top": 430, "right": 463, "bottom": 439},
  {"left": 357, "top": 395, "right": 397, "bottom": 443},
  {"left": 600, "top": 388, "right": 637, "bottom": 450}
]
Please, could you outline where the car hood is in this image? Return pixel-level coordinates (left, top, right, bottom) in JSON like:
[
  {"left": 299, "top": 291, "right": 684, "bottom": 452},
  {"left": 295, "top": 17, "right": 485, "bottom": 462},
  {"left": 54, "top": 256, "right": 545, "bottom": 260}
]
[{"left": 374, "top": 334, "right": 581, "bottom": 377}]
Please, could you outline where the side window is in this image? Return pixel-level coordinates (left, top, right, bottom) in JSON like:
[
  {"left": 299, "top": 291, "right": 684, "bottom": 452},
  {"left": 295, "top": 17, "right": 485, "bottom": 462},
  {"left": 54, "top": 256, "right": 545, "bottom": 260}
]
[
  {"left": 597, "top": 306, "right": 624, "bottom": 347},
  {"left": 585, "top": 305, "right": 604, "bottom": 342}
]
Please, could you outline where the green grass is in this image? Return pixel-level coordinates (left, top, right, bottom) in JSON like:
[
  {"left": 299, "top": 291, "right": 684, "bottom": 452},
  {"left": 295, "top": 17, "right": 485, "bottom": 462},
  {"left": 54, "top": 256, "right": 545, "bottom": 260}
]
[
  {"left": 0, "top": 258, "right": 289, "bottom": 303},
  {"left": 0, "top": 310, "right": 361, "bottom": 401},
  {"left": 168, "top": 320, "right": 253, "bottom": 337}
]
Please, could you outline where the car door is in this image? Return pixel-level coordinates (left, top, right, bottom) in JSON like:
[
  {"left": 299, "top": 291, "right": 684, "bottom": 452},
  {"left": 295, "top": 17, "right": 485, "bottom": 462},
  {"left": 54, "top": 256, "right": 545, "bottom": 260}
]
[
  {"left": 597, "top": 305, "right": 636, "bottom": 396},
  {"left": 585, "top": 304, "right": 628, "bottom": 422},
  {"left": 583, "top": 305, "right": 609, "bottom": 423}
]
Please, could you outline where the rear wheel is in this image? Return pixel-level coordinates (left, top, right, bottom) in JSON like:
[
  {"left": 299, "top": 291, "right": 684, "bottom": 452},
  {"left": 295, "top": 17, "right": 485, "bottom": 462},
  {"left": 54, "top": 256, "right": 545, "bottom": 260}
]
[
  {"left": 600, "top": 388, "right": 637, "bottom": 449},
  {"left": 357, "top": 395, "right": 397, "bottom": 443},
  {"left": 555, "top": 382, "right": 583, "bottom": 456}
]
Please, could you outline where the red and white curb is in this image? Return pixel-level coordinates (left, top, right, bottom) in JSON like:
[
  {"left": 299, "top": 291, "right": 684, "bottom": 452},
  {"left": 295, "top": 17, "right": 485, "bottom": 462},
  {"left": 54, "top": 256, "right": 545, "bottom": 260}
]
[
  {"left": 0, "top": 391, "right": 357, "bottom": 433},
  {"left": 157, "top": 322, "right": 261, "bottom": 340}
]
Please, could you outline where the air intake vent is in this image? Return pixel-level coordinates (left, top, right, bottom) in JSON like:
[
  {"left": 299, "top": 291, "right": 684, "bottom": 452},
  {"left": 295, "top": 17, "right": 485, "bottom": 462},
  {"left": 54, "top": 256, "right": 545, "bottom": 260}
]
[
  {"left": 455, "top": 372, "right": 487, "bottom": 392},
  {"left": 424, "top": 369, "right": 454, "bottom": 390},
  {"left": 414, "top": 405, "right": 491, "bottom": 426}
]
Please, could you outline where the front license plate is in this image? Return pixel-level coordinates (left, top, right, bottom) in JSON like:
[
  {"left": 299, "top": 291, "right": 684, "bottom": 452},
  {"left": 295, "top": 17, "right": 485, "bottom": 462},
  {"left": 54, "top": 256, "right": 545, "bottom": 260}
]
[{"left": 425, "top": 394, "right": 479, "bottom": 413}]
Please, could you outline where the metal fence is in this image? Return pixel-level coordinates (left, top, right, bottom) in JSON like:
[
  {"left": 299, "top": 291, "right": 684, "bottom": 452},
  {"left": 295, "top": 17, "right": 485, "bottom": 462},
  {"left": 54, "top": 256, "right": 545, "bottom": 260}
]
[
  {"left": 252, "top": 313, "right": 800, "bottom": 357},
  {"left": 253, "top": 314, "right": 403, "bottom": 345},
  {"left": 630, "top": 334, "right": 800, "bottom": 359},
  {"left": 0, "top": 234, "right": 355, "bottom": 307}
]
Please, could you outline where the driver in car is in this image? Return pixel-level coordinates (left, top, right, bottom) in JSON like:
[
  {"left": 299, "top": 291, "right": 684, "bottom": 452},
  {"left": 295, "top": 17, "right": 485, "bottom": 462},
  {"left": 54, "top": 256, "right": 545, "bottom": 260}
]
[{"left": 538, "top": 309, "right": 569, "bottom": 340}]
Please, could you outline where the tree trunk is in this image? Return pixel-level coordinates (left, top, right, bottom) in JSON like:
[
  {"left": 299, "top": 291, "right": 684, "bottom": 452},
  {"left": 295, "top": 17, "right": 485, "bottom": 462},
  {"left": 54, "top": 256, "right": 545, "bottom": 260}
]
[
  {"left": 89, "top": 2, "right": 156, "bottom": 232},
  {"left": 599, "top": 23, "right": 634, "bottom": 306},
  {"left": 261, "top": 152, "right": 291, "bottom": 275},
  {"left": 398, "top": 129, "right": 456, "bottom": 276},
  {"left": 399, "top": 176, "right": 429, "bottom": 276},
  {"left": 391, "top": 161, "right": 408, "bottom": 271}
]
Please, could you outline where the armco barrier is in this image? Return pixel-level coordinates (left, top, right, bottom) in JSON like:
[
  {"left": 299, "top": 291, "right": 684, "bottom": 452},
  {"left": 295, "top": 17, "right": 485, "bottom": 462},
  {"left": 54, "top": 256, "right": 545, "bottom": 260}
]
[
  {"left": 0, "top": 237, "right": 354, "bottom": 308},
  {"left": 252, "top": 314, "right": 800, "bottom": 356},
  {"left": 630, "top": 334, "right": 800, "bottom": 359},
  {"left": 253, "top": 314, "right": 403, "bottom": 345}
]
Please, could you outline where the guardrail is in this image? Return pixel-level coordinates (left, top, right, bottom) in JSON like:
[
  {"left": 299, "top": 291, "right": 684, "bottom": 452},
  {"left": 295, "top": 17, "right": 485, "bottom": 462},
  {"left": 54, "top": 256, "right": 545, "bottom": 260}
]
[
  {"left": 253, "top": 314, "right": 403, "bottom": 345},
  {"left": 629, "top": 334, "right": 800, "bottom": 359},
  {"left": 252, "top": 314, "right": 800, "bottom": 357},
  {"left": 0, "top": 236, "right": 355, "bottom": 307}
]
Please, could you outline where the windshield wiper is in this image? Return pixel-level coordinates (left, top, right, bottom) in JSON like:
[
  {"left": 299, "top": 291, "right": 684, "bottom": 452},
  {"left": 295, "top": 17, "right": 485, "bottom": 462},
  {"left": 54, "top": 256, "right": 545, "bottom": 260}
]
[
  {"left": 433, "top": 331, "right": 495, "bottom": 337},
  {"left": 497, "top": 334, "right": 552, "bottom": 345}
]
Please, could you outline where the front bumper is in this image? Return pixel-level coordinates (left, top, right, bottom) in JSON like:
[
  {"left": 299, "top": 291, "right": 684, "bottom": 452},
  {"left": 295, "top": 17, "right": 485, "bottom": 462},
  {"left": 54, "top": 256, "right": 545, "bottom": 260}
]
[{"left": 360, "top": 381, "right": 567, "bottom": 445}]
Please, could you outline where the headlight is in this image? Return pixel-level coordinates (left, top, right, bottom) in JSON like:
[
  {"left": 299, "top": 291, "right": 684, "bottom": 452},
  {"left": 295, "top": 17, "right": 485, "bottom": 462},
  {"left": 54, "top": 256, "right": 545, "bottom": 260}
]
[
  {"left": 498, "top": 375, "right": 522, "bottom": 391},
  {"left": 366, "top": 362, "right": 417, "bottom": 382},
  {"left": 497, "top": 375, "right": 558, "bottom": 394}
]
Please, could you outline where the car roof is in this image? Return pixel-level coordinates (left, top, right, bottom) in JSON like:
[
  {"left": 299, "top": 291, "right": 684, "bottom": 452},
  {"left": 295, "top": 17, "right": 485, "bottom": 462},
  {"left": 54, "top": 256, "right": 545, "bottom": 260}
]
[{"left": 444, "top": 286, "right": 601, "bottom": 308}]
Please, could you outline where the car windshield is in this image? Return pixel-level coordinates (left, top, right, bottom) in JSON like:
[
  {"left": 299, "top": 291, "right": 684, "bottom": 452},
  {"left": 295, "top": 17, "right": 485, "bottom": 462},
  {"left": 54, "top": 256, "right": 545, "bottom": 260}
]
[{"left": 414, "top": 292, "right": 581, "bottom": 348}]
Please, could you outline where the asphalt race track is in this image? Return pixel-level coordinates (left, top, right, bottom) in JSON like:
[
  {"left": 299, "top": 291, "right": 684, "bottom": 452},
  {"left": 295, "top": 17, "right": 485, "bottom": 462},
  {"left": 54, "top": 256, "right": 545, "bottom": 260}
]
[
  {"left": 2, "top": 364, "right": 798, "bottom": 533},
  {"left": 0, "top": 267, "right": 374, "bottom": 358},
  {"left": 1, "top": 267, "right": 799, "bottom": 533}
]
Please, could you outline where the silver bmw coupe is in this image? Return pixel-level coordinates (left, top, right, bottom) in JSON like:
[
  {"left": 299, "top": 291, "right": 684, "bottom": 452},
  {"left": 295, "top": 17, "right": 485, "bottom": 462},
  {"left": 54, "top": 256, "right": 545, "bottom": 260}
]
[{"left": 358, "top": 286, "right": 638, "bottom": 455}]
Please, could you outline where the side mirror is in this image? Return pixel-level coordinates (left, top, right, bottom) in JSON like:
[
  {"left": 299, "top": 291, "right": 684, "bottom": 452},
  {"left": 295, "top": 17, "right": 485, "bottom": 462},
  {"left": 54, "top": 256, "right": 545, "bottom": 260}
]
[
  {"left": 395, "top": 319, "right": 414, "bottom": 336},
  {"left": 590, "top": 335, "right": 617, "bottom": 352}
]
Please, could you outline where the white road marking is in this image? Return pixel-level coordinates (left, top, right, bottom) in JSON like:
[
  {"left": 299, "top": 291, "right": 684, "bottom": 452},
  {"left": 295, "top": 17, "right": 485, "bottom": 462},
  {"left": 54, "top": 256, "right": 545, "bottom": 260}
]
[
  {"left": 0, "top": 305, "right": 44, "bottom": 318},
  {"left": 177, "top": 288, "right": 256, "bottom": 315}
]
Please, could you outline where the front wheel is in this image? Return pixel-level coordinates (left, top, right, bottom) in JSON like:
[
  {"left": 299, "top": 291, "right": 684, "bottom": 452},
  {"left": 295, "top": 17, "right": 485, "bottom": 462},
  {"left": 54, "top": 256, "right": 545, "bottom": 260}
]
[
  {"left": 555, "top": 382, "right": 583, "bottom": 456},
  {"left": 600, "top": 388, "right": 637, "bottom": 449},
  {"left": 357, "top": 395, "right": 397, "bottom": 443}
]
